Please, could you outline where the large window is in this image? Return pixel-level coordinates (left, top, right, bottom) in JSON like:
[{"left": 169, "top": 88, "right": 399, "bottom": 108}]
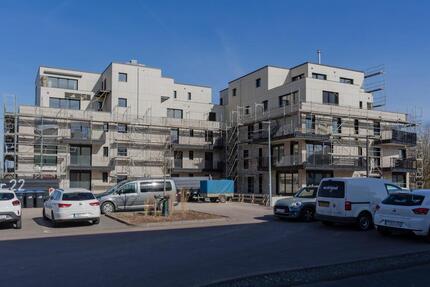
[
  {"left": 277, "top": 172, "right": 299, "bottom": 196},
  {"left": 49, "top": 97, "right": 80, "bottom": 110},
  {"left": 118, "top": 73, "right": 128, "bottom": 82},
  {"left": 118, "top": 123, "right": 127, "bottom": 133},
  {"left": 47, "top": 76, "right": 78, "bottom": 90},
  {"left": 70, "top": 122, "right": 91, "bottom": 139},
  {"left": 34, "top": 155, "right": 57, "bottom": 166},
  {"left": 117, "top": 147, "right": 128, "bottom": 156},
  {"left": 208, "top": 112, "right": 216, "bottom": 121},
  {"left": 167, "top": 108, "right": 183, "bottom": 119},
  {"left": 322, "top": 91, "right": 339, "bottom": 105},
  {"left": 118, "top": 98, "right": 127, "bottom": 107},
  {"left": 312, "top": 73, "right": 327, "bottom": 80},
  {"left": 279, "top": 91, "right": 299, "bottom": 107},
  {"left": 340, "top": 77, "right": 354, "bottom": 84},
  {"left": 170, "top": 128, "right": 179, "bottom": 144},
  {"left": 70, "top": 145, "right": 91, "bottom": 166},
  {"left": 305, "top": 114, "right": 315, "bottom": 132}
]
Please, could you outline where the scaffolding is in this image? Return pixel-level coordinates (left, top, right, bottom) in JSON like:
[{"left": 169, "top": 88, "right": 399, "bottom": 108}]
[{"left": 2, "top": 96, "right": 224, "bottom": 190}]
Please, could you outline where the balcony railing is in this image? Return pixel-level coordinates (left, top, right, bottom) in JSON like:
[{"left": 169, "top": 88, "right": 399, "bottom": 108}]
[
  {"left": 384, "top": 158, "right": 416, "bottom": 171},
  {"left": 274, "top": 154, "right": 367, "bottom": 169},
  {"left": 70, "top": 155, "right": 91, "bottom": 167},
  {"left": 378, "top": 129, "right": 417, "bottom": 146}
]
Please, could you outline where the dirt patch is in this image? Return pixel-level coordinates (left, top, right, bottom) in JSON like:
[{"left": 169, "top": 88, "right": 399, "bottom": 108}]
[{"left": 109, "top": 210, "right": 225, "bottom": 225}]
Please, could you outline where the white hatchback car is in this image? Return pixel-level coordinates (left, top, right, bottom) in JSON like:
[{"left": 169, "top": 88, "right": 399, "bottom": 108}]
[
  {"left": 375, "top": 190, "right": 430, "bottom": 237},
  {"left": 0, "top": 189, "right": 22, "bottom": 229},
  {"left": 43, "top": 188, "right": 100, "bottom": 226}
]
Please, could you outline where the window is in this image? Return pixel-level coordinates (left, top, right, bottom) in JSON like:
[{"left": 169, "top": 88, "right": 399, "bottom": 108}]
[
  {"left": 374, "top": 121, "right": 381, "bottom": 136},
  {"left": 208, "top": 112, "right": 216, "bottom": 121},
  {"left": 279, "top": 95, "right": 288, "bottom": 107},
  {"left": 383, "top": 193, "right": 424, "bottom": 206},
  {"left": 118, "top": 98, "right": 127, "bottom": 107},
  {"left": 243, "top": 150, "right": 249, "bottom": 169},
  {"left": 312, "top": 73, "right": 327, "bottom": 80},
  {"left": 117, "top": 147, "right": 127, "bottom": 156},
  {"left": 340, "top": 77, "right": 354, "bottom": 84},
  {"left": 170, "top": 128, "right": 179, "bottom": 144},
  {"left": 245, "top": 106, "right": 250, "bottom": 115},
  {"left": 248, "top": 125, "right": 254, "bottom": 139},
  {"left": 49, "top": 97, "right": 80, "bottom": 110},
  {"left": 354, "top": 119, "right": 359, "bottom": 134},
  {"left": 140, "top": 181, "right": 172, "bottom": 193},
  {"left": 190, "top": 129, "right": 194, "bottom": 137},
  {"left": 220, "top": 98, "right": 223, "bottom": 105},
  {"left": 359, "top": 101, "right": 363, "bottom": 109},
  {"left": 46, "top": 76, "right": 78, "bottom": 90},
  {"left": 258, "top": 174, "right": 263, "bottom": 194},
  {"left": 118, "top": 123, "right": 127, "bottom": 133},
  {"left": 103, "top": 122, "right": 109, "bottom": 132},
  {"left": 118, "top": 73, "right": 127, "bottom": 82},
  {"left": 305, "top": 114, "right": 316, "bottom": 132},
  {"left": 367, "top": 102, "right": 373, "bottom": 110},
  {"left": 167, "top": 108, "right": 183, "bottom": 119},
  {"left": 95, "top": 101, "right": 103, "bottom": 111},
  {"left": 189, "top": 151, "right": 194, "bottom": 160},
  {"left": 205, "top": 130, "right": 213, "bottom": 143},
  {"left": 292, "top": 73, "right": 304, "bottom": 81},
  {"left": 232, "top": 88, "right": 237, "bottom": 97},
  {"left": 119, "top": 182, "right": 137, "bottom": 194},
  {"left": 70, "top": 122, "right": 90, "bottom": 139},
  {"left": 103, "top": 147, "right": 109, "bottom": 157},
  {"left": 322, "top": 91, "right": 339, "bottom": 105},
  {"left": 318, "top": 180, "right": 345, "bottom": 198},
  {"left": 188, "top": 92, "right": 192, "bottom": 100},
  {"left": 247, "top": 177, "right": 254, "bottom": 193},
  {"left": 62, "top": 192, "right": 95, "bottom": 201},
  {"left": 34, "top": 155, "right": 57, "bottom": 166},
  {"left": 173, "top": 90, "right": 177, "bottom": 98},
  {"left": 256, "top": 78, "right": 261, "bottom": 88},
  {"left": 332, "top": 118, "right": 342, "bottom": 134},
  {"left": 262, "top": 100, "right": 268, "bottom": 111},
  {"left": 102, "top": 172, "right": 108, "bottom": 183}
]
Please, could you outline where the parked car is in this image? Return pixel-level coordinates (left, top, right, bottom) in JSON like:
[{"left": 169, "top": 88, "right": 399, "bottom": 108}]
[
  {"left": 0, "top": 189, "right": 22, "bottom": 229},
  {"left": 97, "top": 178, "right": 177, "bottom": 214},
  {"left": 273, "top": 186, "right": 318, "bottom": 221},
  {"left": 375, "top": 190, "right": 430, "bottom": 238},
  {"left": 315, "top": 177, "right": 403, "bottom": 230},
  {"left": 43, "top": 188, "right": 100, "bottom": 226}
]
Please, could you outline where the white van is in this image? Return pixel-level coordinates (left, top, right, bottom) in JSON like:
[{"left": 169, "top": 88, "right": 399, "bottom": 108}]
[{"left": 315, "top": 177, "right": 403, "bottom": 230}]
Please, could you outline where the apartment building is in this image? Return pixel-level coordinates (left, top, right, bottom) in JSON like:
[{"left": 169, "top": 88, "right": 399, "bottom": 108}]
[
  {"left": 220, "top": 62, "right": 419, "bottom": 195},
  {"left": 4, "top": 60, "right": 224, "bottom": 192}
]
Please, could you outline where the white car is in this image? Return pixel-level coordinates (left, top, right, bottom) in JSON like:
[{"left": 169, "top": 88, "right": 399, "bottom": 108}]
[
  {"left": 375, "top": 190, "right": 430, "bottom": 237},
  {"left": 43, "top": 188, "right": 101, "bottom": 226},
  {"left": 315, "top": 177, "right": 403, "bottom": 231},
  {"left": 0, "top": 189, "right": 22, "bottom": 229}
]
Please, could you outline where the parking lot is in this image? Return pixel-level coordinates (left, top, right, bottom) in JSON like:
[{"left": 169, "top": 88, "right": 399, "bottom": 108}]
[{"left": 1, "top": 202, "right": 430, "bottom": 286}]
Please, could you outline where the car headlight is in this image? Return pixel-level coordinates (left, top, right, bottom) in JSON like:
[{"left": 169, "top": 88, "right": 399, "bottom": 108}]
[{"left": 290, "top": 201, "right": 302, "bottom": 208}]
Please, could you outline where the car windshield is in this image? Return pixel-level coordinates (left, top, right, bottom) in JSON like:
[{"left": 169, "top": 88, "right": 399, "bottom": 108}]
[
  {"left": 62, "top": 192, "right": 95, "bottom": 201},
  {"left": 0, "top": 193, "right": 14, "bottom": 200},
  {"left": 382, "top": 193, "right": 425, "bottom": 206},
  {"left": 295, "top": 187, "right": 317, "bottom": 198}
]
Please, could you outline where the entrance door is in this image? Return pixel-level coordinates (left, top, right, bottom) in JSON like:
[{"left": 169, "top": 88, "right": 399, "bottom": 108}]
[{"left": 70, "top": 170, "right": 91, "bottom": 190}]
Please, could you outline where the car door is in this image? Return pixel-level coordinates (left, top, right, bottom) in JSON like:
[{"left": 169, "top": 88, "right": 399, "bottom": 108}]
[
  {"left": 117, "top": 182, "right": 138, "bottom": 210},
  {"left": 45, "top": 190, "right": 59, "bottom": 218},
  {"left": 317, "top": 180, "right": 345, "bottom": 217}
]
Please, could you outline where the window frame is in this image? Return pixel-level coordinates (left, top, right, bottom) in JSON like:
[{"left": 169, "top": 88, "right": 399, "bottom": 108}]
[{"left": 118, "top": 72, "right": 128, "bottom": 82}]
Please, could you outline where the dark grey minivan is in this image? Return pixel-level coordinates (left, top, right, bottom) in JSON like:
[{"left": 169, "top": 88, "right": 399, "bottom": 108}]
[{"left": 96, "top": 179, "right": 177, "bottom": 213}]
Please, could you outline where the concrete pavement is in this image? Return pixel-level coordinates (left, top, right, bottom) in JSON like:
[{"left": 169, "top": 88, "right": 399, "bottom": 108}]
[{"left": 0, "top": 202, "right": 429, "bottom": 287}]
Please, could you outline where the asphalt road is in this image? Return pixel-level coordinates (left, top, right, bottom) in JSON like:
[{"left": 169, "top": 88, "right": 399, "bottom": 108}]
[{"left": 1, "top": 212, "right": 430, "bottom": 287}]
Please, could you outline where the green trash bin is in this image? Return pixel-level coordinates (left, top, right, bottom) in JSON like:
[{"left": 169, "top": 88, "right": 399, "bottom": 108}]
[
  {"left": 34, "top": 190, "right": 47, "bottom": 208},
  {"left": 24, "top": 191, "right": 35, "bottom": 208}
]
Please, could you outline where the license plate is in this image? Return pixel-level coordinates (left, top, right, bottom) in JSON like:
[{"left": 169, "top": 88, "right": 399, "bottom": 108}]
[
  {"left": 385, "top": 220, "right": 403, "bottom": 228},
  {"left": 318, "top": 201, "right": 329, "bottom": 207},
  {"left": 0, "top": 215, "right": 9, "bottom": 220},
  {"left": 275, "top": 208, "right": 285, "bottom": 213},
  {"left": 73, "top": 213, "right": 88, "bottom": 218}
]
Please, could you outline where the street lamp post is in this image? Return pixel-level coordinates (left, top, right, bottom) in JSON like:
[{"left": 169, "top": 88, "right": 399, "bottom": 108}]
[{"left": 263, "top": 121, "right": 272, "bottom": 207}]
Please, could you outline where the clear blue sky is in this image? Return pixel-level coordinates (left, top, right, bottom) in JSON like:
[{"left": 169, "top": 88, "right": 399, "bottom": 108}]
[{"left": 0, "top": 0, "right": 429, "bottom": 122}]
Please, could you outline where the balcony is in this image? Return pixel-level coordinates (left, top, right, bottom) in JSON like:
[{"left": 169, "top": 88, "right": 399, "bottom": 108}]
[
  {"left": 251, "top": 125, "right": 330, "bottom": 143},
  {"left": 376, "top": 129, "right": 417, "bottom": 146},
  {"left": 382, "top": 158, "right": 416, "bottom": 172},
  {"left": 62, "top": 130, "right": 106, "bottom": 145},
  {"left": 274, "top": 154, "right": 366, "bottom": 170}
]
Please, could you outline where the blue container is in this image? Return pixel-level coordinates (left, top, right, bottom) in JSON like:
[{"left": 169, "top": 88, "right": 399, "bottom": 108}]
[{"left": 200, "top": 180, "right": 234, "bottom": 195}]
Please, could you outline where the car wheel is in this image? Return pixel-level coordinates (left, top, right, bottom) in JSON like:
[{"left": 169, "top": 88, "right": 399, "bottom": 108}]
[
  {"left": 301, "top": 208, "right": 315, "bottom": 222},
  {"left": 357, "top": 212, "right": 373, "bottom": 231},
  {"left": 377, "top": 227, "right": 391, "bottom": 236},
  {"left": 42, "top": 208, "right": 48, "bottom": 220},
  {"left": 14, "top": 219, "right": 22, "bottom": 229},
  {"left": 218, "top": 196, "right": 226, "bottom": 203},
  {"left": 101, "top": 202, "right": 115, "bottom": 214},
  {"left": 92, "top": 218, "right": 100, "bottom": 225}
]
